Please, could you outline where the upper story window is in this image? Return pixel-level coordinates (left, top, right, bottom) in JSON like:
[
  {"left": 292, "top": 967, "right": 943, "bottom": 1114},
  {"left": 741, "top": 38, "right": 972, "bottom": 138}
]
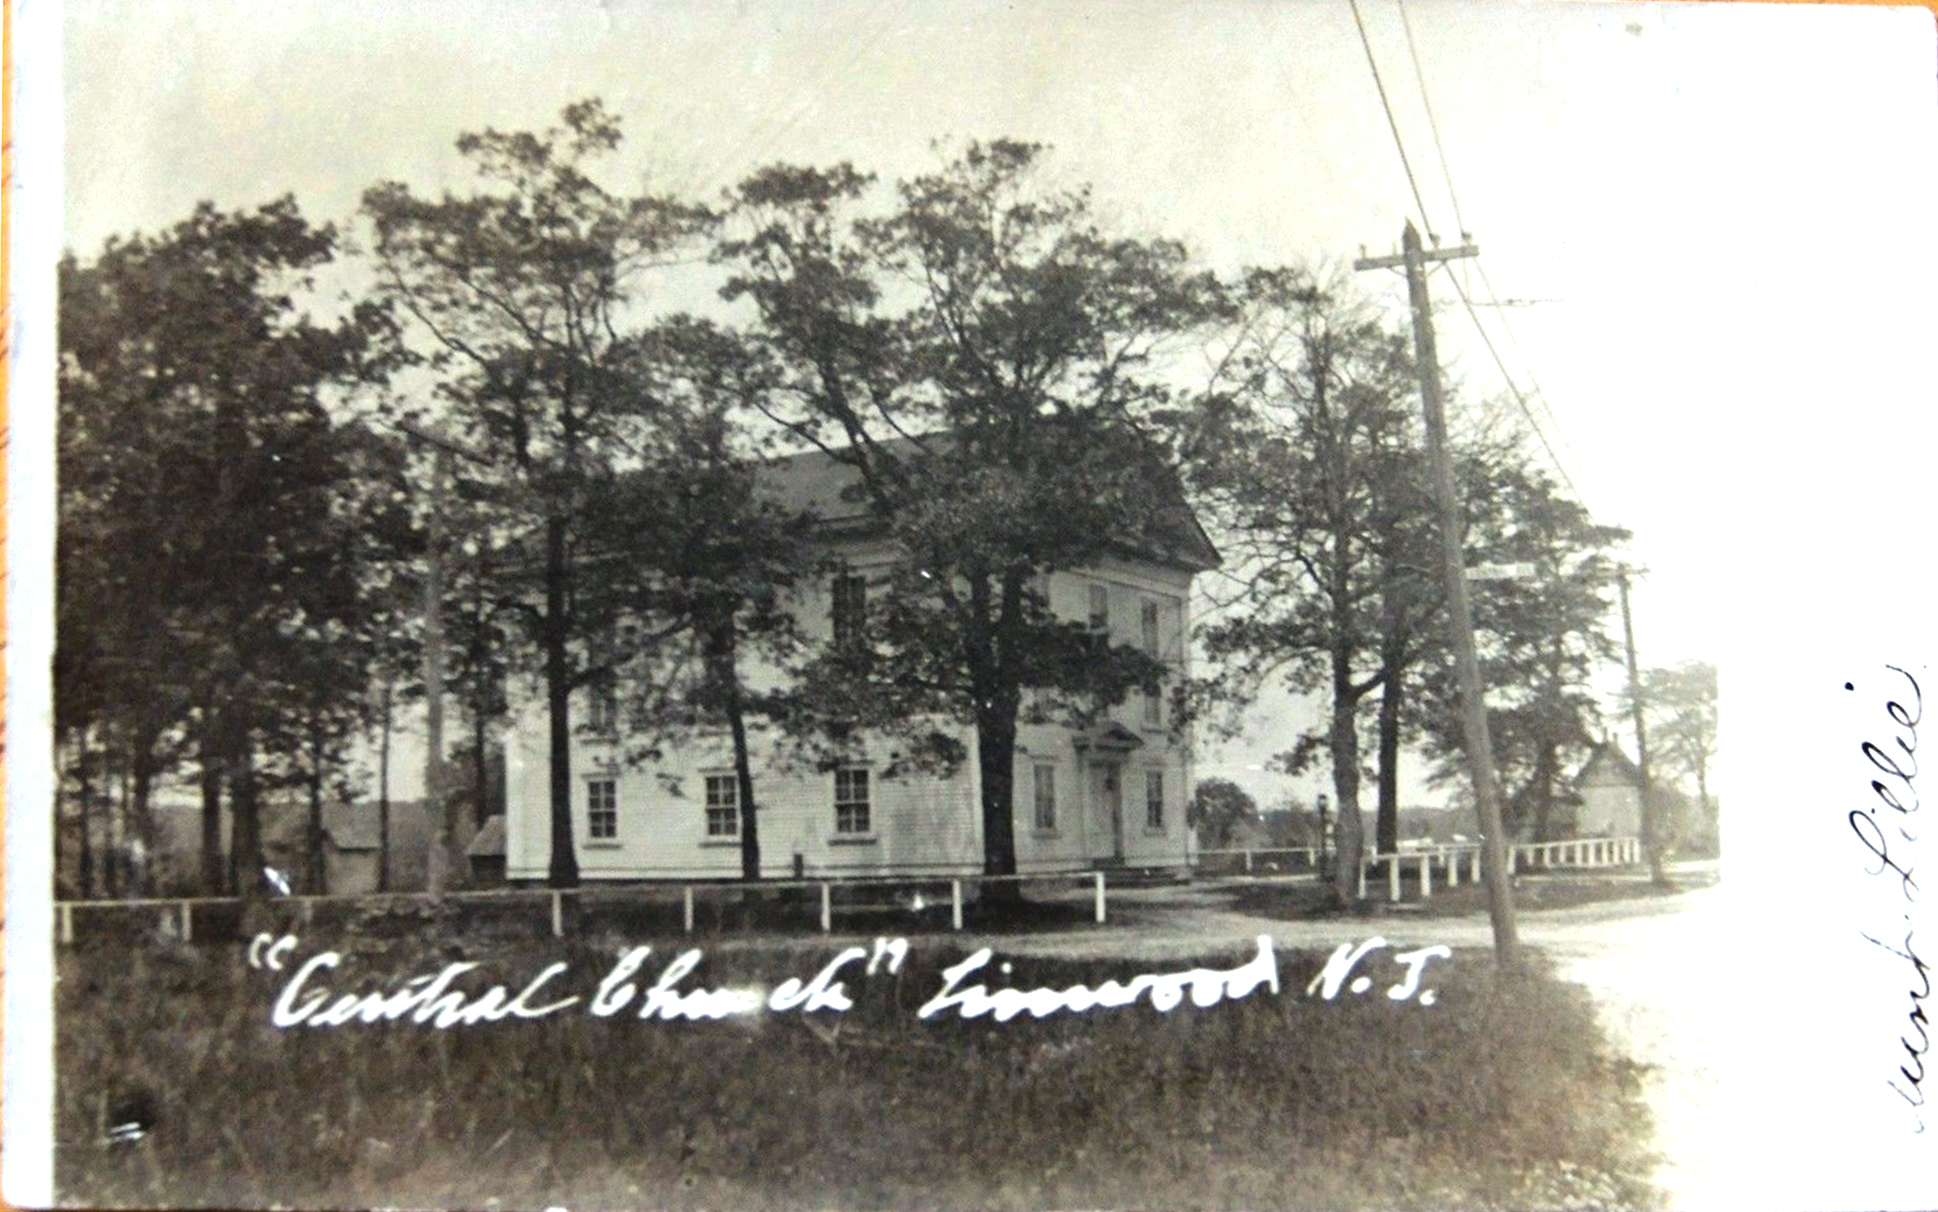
[
  {"left": 587, "top": 778, "right": 619, "bottom": 841},
  {"left": 1088, "top": 583, "right": 1110, "bottom": 633},
  {"left": 704, "top": 774, "right": 739, "bottom": 838},
  {"left": 1141, "top": 598, "right": 1162, "bottom": 654},
  {"left": 832, "top": 571, "right": 868, "bottom": 646},
  {"left": 1145, "top": 769, "right": 1166, "bottom": 831},
  {"left": 835, "top": 767, "right": 871, "bottom": 835},
  {"left": 1142, "top": 678, "right": 1163, "bottom": 727},
  {"left": 587, "top": 678, "right": 619, "bottom": 733},
  {"left": 1033, "top": 763, "right": 1057, "bottom": 832}
]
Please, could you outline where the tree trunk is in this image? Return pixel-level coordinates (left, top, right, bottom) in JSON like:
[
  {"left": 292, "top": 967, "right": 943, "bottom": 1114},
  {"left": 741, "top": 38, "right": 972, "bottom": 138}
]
[
  {"left": 977, "top": 693, "right": 1023, "bottom": 903},
  {"left": 229, "top": 735, "right": 263, "bottom": 904},
  {"left": 76, "top": 736, "right": 95, "bottom": 899},
  {"left": 105, "top": 747, "right": 124, "bottom": 899},
  {"left": 471, "top": 553, "right": 494, "bottom": 831},
  {"left": 305, "top": 715, "right": 327, "bottom": 894},
  {"left": 53, "top": 774, "right": 66, "bottom": 897},
  {"left": 377, "top": 679, "right": 393, "bottom": 892},
  {"left": 1328, "top": 668, "right": 1366, "bottom": 906},
  {"left": 199, "top": 714, "right": 226, "bottom": 895},
  {"left": 1375, "top": 665, "right": 1403, "bottom": 857},
  {"left": 543, "top": 512, "right": 580, "bottom": 889},
  {"left": 708, "top": 623, "right": 763, "bottom": 882},
  {"left": 130, "top": 731, "right": 158, "bottom": 897},
  {"left": 472, "top": 696, "right": 491, "bottom": 831},
  {"left": 1695, "top": 759, "right": 1714, "bottom": 847},
  {"left": 1532, "top": 740, "right": 1557, "bottom": 844}
]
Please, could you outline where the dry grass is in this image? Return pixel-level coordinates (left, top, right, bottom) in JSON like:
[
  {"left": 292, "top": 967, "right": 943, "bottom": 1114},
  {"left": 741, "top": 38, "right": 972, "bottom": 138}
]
[{"left": 55, "top": 924, "right": 1659, "bottom": 1211}]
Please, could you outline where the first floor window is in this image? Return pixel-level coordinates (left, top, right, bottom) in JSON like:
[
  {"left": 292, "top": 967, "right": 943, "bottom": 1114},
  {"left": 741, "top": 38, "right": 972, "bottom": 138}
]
[
  {"left": 704, "top": 774, "right": 739, "bottom": 837},
  {"left": 1145, "top": 769, "right": 1166, "bottom": 831},
  {"left": 588, "top": 778, "right": 619, "bottom": 840},
  {"left": 1033, "top": 763, "right": 1057, "bottom": 831},
  {"left": 835, "top": 767, "right": 871, "bottom": 834}
]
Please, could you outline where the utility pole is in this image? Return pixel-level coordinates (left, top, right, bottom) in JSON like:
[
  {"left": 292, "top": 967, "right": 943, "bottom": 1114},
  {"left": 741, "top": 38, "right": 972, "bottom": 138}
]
[
  {"left": 1618, "top": 569, "right": 1668, "bottom": 885},
  {"left": 1357, "top": 220, "right": 1520, "bottom": 964}
]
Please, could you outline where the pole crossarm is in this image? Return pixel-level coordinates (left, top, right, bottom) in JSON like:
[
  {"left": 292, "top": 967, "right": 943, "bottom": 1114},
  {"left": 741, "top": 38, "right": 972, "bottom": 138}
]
[{"left": 1353, "top": 241, "right": 1479, "bottom": 272}]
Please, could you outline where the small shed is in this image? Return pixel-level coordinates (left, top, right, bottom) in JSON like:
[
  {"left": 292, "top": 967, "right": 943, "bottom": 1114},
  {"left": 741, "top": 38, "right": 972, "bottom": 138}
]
[
  {"left": 321, "top": 802, "right": 384, "bottom": 895},
  {"left": 468, "top": 815, "right": 507, "bottom": 887}
]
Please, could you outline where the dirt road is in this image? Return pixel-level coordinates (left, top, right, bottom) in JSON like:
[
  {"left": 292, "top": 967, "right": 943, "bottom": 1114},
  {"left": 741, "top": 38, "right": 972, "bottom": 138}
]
[{"left": 989, "top": 865, "right": 1728, "bottom": 1209}]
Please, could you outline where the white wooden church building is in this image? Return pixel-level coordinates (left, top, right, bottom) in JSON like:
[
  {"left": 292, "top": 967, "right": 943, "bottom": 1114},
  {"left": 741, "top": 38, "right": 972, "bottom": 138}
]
[{"left": 501, "top": 447, "right": 1220, "bottom": 882}]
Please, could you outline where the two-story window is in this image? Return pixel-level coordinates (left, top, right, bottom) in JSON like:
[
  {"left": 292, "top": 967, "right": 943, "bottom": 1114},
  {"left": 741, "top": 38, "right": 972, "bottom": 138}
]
[
  {"left": 1142, "top": 678, "right": 1163, "bottom": 727},
  {"left": 587, "top": 678, "right": 620, "bottom": 733},
  {"left": 835, "top": 767, "right": 871, "bottom": 834},
  {"left": 1145, "top": 769, "right": 1166, "bottom": 831},
  {"left": 1033, "top": 763, "right": 1058, "bottom": 832},
  {"left": 587, "top": 778, "right": 619, "bottom": 841},
  {"left": 704, "top": 773, "right": 739, "bottom": 838},
  {"left": 1139, "top": 598, "right": 1166, "bottom": 726},
  {"left": 831, "top": 571, "right": 867, "bottom": 646},
  {"left": 1088, "top": 583, "right": 1110, "bottom": 632}
]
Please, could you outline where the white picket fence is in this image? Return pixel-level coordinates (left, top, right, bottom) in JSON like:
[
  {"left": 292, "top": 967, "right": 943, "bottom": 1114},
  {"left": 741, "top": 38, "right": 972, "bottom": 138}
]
[
  {"left": 1353, "top": 836, "right": 1643, "bottom": 903},
  {"left": 50, "top": 869, "right": 1114, "bottom": 947}
]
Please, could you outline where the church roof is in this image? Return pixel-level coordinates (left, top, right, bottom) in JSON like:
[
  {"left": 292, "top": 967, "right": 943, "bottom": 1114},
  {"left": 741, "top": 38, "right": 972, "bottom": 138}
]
[{"left": 757, "top": 436, "right": 1221, "bottom": 571}]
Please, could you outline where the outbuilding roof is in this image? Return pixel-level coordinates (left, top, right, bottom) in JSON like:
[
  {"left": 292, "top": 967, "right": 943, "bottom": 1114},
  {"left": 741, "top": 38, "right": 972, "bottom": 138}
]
[{"left": 467, "top": 815, "right": 507, "bottom": 859}]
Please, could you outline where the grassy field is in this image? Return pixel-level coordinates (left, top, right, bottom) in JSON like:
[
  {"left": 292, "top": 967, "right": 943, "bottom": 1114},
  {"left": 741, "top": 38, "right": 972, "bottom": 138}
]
[{"left": 55, "top": 926, "right": 1658, "bottom": 1211}]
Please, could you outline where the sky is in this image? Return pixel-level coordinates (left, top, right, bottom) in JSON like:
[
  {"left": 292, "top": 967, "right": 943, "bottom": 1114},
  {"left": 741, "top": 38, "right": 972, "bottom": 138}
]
[{"left": 57, "top": 0, "right": 1938, "bottom": 810}]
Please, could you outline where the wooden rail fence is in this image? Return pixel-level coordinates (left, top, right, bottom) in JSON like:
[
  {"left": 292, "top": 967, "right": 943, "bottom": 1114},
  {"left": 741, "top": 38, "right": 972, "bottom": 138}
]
[{"left": 51, "top": 869, "right": 1113, "bottom": 946}]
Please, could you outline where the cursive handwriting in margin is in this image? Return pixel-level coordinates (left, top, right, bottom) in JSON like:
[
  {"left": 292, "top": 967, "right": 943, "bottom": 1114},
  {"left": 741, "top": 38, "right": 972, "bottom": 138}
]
[{"left": 1848, "top": 664, "right": 1930, "bottom": 1133}]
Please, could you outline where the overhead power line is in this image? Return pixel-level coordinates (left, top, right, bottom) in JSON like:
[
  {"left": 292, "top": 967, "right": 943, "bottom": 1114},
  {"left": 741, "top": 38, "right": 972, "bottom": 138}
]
[
  {"left": 1395, "top": 0, "right": 1467, "bottom": 239},
  {"left": 1347, "top": 0, "right": 1435, "bottom": 239},
  {"left": 1362, "top": 0, "right": 1594, "bottom": 515},
  {"left": 1445, "top": 271, "right": 1586, "bottom": 507}
]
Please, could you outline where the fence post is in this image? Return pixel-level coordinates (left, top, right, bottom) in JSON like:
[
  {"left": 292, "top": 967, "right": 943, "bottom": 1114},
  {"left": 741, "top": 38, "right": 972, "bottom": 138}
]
[
  {"left": 951, "top": 879, "right": 963, "bottom": 931},
  {"left": 683, "top": 885, "right": 695, "bottom": 934},
  {"left": 58, "top": 903, "right": 73, "bottom": 946},
  {"left": 1508, "top": 845, "right": 1519, "bottom": 875},
  {"left": 1388, "top": 857, "right": 1401, "bottom": 902},
  {"left": 1093, "top": 871, "right": 1106, "bottom": 923},
  {"left": 1356, "top": 856, "right": 1368, "bottom": 899},
  {"left": 1244, "top": 849, "right": 1253, "bottom": 874},
  {"left": 550, "top": 890, "right": 564, "bottom": 938},
  {"left": 1419, "top": 853, "right": 1432, "bottom": 898},
  {"left": 180, "top": 902, "right": 193, "bottom": 943}
]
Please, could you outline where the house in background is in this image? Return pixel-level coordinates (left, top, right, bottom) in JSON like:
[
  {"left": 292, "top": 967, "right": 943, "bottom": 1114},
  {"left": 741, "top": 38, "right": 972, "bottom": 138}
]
[
  {"left": 1572, "top": 741, "right": 1692, "bottom": 843},
  {"left": 503, "top": 445, "right": 1220, "bottom": 882},
  {"left": 1574, "top": 742, "right": 1645, "bottom": 837}
]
